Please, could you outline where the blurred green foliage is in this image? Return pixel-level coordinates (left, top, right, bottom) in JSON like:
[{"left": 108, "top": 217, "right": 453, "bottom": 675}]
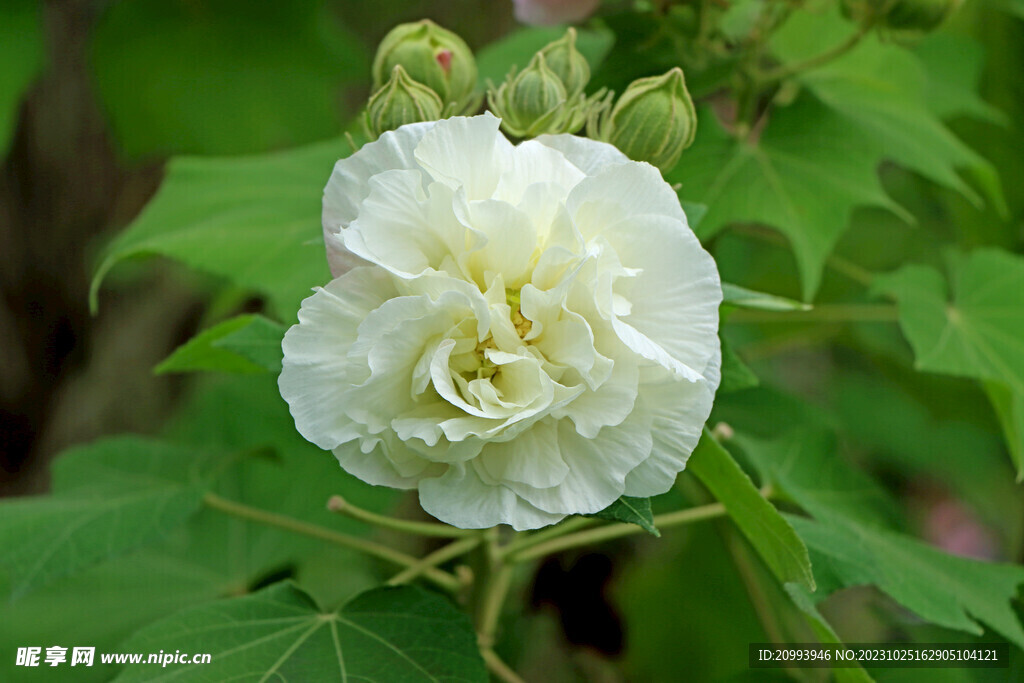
[{"left": 90, "top": 0, "right": 366, "bottom": 157}]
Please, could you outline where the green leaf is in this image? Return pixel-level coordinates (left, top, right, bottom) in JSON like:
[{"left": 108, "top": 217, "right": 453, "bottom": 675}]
[
  {"left": 91, "top": 138, "right": 344, "bottom": 317},
  {"left": 914, "top": 33, "right": 1007, "bottom": 126},
  {"left": 0, "top": 0, "right": 43, "bottom": 158},
  {"left": 157, "top": 314, "right": 285, "bottom": 375},
  {"left": 984, "top": 381, "right": 1024, "bottom": 482},
  {"left": 735, "top": 423, "right": 1024, "bottom": 646},
  {"left": 589, "top": 496, "right": 659, "bottom": 536},
  {"left": 687, "top": 432, "right": 815, "bottom": 591},
  {"left": 0, "top": 375, "right": 388, "bottom": 681},
  {"left": 721, "top": 282, "right": 811, "bottom": 312},
  {"left": 874, "top": 249, "right": 1024, "bottom": 393},
  {"left": 732, "top": 428, "right": 900, "bottom": 530},
  {"left": 163, "top": 374, "right": 400, "bottom": 574},
  {"left": 789, "top": 514, "right": 1024, "bottom": 650},
  {"left": 718, "top": 336, "right": 759, "bottom": 394},
  {"left": 476, "top": 25, "right": 615, "bottom": 87},
  {"left": 0, "top": 512, "right": 381, "bottom": 683},
  {"left": 114, "top": 583, "right": 487, "bottom": 682},
  {"left": 771, "top": 10, "right": 1002, "bottom": 210},
  {"left": 784, "top": 584, "right": 875, "bottom": 683},
  {"left": 681, "top": 11, "right": 1001, "bottom": 300},
  {"left": 90, "top": 0, "right": 365, "bottom": 157},
  {"left": 873, "top": 249, "right": 1024, "bottom": 477},
  {"left": 0, "top": 437, "right": 224, "bottom": 599},
  {"left": 0, "top": 548, "right": 228, "bottom": 683},
  {"left": 217, "top": 315, "right": 286, "bottom": 371},
  {"left": 674, "top": 100, "right": 903, "bottom": 300}
]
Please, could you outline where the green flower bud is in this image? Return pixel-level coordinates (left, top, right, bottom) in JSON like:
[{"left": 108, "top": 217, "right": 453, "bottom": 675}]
[
  {"left": 882, "top": 0, "right": 962, "bottom": 32},
  {"left": 537, "top": 28, "right": 590, "bottom": 97},
  {"left": 365, "top": 65, "right": 443, "bottom": 139},
  {"left": 596, "top": 67, "right": 697, "bottom": 173},
  {"left": 488, "top": 53, "right": 569, "bottom": 138},
  {"left": 372, "top": 20, "right": 477, "bottom": 109}
]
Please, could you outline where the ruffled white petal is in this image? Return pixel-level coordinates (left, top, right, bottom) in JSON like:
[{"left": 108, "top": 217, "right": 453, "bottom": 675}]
[
  {"left": 341, "top": 169, "right": 440, "bottom": 277},
  {"left": 419, "top": 462, "right": 565, "bottom": 530},
  {"left": 333, "top": 439, "right": 443, "bottom": 490},
  {"left": 567, "top": 161, "right": 686, "bottom": 240},
  {"left": 622, "top": 376, "right": 717, "bottom": 497},
  {"left": 534, "top": 134, "right": 630, "bottom": 176},
  {"left": 554, "top": 351, "right": 638, "bottom": 438},
  {"left": 507, "top": 415, "right": 653, "bottom": 515},
  {"left": 605, "top": 213, "right": 722, "bottom": 378},
  {"left": 477, "top": 420, "right": 569, "bottom": 489},
  {"left": 494, "top": 140, "right": 586, "bottom": 205},
  {"left": 456, "top": 199, "right": 537, "bottom": 288},
  {"left": 323, "top": 122, "right": 436, "bottom": 277},
  {"left": 413, "top": 113, "right": 513, "bottom": 201},
  {"left": 279, "top": 268, "right": 397, "bottom": 450}
]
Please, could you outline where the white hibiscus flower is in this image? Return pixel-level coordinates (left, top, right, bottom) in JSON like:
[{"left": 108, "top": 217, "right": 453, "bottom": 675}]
[{"left": 279, "top": 114, "right": 721, "bottom": 530}]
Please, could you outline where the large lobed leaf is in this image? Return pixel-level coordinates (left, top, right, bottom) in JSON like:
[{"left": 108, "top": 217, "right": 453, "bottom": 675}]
[
  {"left": 874, "top": 248, "right": 1024, "bottom": 477},
  {"left": 675, "top": 11, "right": 1000, "bottom": 300},
  {"left": 771, "top": 10, "right": 1003, "bottom": 209},
  {"left": 733, "top": 428, "right": 899, "bottom": 530},
  {"left": 113, "top": 583, "right": 487, "bottom": 682},
  {"left": 790, "top": 515, "right": 1024, "bottom": 650},
  {"left": 91, "top": 138, "right": 344, "bottom": 317},
  {"left": 735, "top": 428, "right": 1024, "bottom": 649},
  {"left": 0, "top": 374, "right": 392, "bottom": 682},
  {"left": 0, "top": 437, "right": 225, "bottom": 599},
  {"left": 674, "top": 98, "right": 902, "bottom": 300}
]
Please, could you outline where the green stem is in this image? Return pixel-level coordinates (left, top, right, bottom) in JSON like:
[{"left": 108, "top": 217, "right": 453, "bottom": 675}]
[
  {"left": 497, "top": 516, "right": 596, "bottom": 560},
  {"left": 203, "top": 493, "right": 460, "bottom": 592},
  {"left": 476, "top": 563, "right": 513, "bottom": 649},
  {"left": 387, "top": 534, "right": 484, "bottom": 586},
  {"left": 508, "top": 502, "right": 729, "bottom": 563},
  {"left": 481, "top": 647, "right": 526, "bottom": 683},
  {"left": 327, "top": 495, "right": 473, "bottom": 538},
  {"left": 826, "top": 254, "right": 877, "bottom": 287},
  {"left": 471, "top": 531, "right": 527, "bottom": 681},
  {"left": 725, "top": 528, "right": 789, "bottom": 649},
  {"left": 728, "top": 304, "right": 899, "bottom": 324}
]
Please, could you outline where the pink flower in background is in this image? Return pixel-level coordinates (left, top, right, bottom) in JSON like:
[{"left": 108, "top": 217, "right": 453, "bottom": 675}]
[
  {"left": 924, "top": 498, "right": 998, "bottom": 560},
  {"left": 513, "top": 0, "right": 600, "bottom": 25}
]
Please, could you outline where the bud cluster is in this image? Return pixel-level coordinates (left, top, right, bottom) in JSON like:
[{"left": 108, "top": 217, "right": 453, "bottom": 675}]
[
  {"left": 364, "top": 20, "right": 700, "bottom": 174},
  {"left": 365, "top": 20, "right": 479, "bottom": 139},
  {"left": 487, "top": 29, "right": 607, "bottom": 138}
]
